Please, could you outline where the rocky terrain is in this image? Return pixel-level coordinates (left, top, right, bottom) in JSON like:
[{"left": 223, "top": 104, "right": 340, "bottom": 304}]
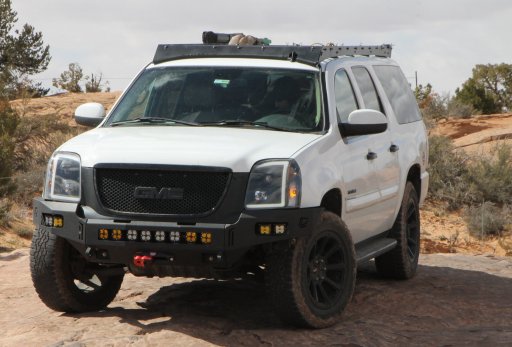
[{"left": 0, "top": 249, "right": 511, "bottom": 346}]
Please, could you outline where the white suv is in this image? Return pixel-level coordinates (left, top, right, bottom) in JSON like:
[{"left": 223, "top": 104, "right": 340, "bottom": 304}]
[{"left": 30, "top": 36, "right": 429, "bottom": 328}]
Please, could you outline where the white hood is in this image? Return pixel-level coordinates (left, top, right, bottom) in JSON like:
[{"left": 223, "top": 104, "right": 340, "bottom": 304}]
[{"left": 59, "top": 126, "right": 321, "bottom": 172}]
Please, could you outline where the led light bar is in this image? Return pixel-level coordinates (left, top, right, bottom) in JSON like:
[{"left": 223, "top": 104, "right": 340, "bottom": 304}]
[{"left": 96, "top": 229, "right": 212, "bottom": 244}]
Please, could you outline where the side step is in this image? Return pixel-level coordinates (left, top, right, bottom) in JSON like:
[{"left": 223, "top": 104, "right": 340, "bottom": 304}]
[{"left": 355, "top": 238, "right": 397, "bottom": 265}]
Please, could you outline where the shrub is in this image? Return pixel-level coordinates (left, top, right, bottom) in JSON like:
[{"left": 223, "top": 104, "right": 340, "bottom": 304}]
[
  {"left": 428, "top": 136, "right": 477, "bottom": 209},
  {"left": 447, "top": 98, "right": 476, "bottom": 119},
  {"left": 13, "top": 166, "right": 45, "bottom": 206},
  {"left": 466, "top": 143, "right": 512, "bottom": 205},
  {"left": 14, "top": 113, "right": 81, "bottom": 171},
  {"left": 12, "top": 225, "right": 33, "bottom": 239},
  {"left": 464, "top": 202, "right": 510, "bottom": 238},
  {"left": 420, "top": 93, "right": 448, "bottom": 121},
  {"left": 0, "top": 199, "right": 13, "bottom": 227}
]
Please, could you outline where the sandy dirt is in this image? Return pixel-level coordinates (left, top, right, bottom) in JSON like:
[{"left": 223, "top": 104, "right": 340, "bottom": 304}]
[
  {"left": 430, "top": 113, "right": 512, "bottom": 154},
  {"left": 10, "top": 92, "right": 122, "bottom": 127},
  {"left": 0, "top": 249, "right": 511, "bottom": 346}
]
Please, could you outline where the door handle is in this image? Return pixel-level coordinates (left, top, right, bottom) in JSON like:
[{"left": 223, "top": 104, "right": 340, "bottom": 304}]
[
  {"left": 389, "top": 144, "right": 400, "bottom": 153},
  {"left": 366, "top": 152, "right": 378, "bottom": 160}
]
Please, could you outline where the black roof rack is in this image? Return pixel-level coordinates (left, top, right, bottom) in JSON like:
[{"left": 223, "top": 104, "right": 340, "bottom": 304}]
[{"left": 153, "top": 44, "right": 392, "bottom": 66}]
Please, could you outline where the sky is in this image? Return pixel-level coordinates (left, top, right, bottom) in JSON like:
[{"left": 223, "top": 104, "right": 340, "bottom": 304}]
[{"left": 12, "top": 0, "right": 512, "bottom": 95}]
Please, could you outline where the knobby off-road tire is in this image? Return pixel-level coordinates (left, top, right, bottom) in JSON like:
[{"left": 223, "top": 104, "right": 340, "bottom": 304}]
[
  {"left": 30, "top": 227, "right": 124, "bottom": 312},
  {"left": 265, "top": 211, "right": 356, "bottom": 328},
  {"left": 376, "top": 181, "right": 420, "bottom": 279}
]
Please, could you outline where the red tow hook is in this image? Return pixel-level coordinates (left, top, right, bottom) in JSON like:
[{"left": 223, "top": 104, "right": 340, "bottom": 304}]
[{"left": 133, "top": 255, "right": 153, "bottom": 268}]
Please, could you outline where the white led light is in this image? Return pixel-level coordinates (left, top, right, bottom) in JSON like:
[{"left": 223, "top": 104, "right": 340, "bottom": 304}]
[
  {"left": 170, "top": 231, "right": 180, "bottom": 242},
  {"left": 275, "top": 224, "right": 286, "bottom": 234},
  {"left": 141, "top": 230, "right": 151, "bottom": 241},
  {"left": 127, "top": 230, "right": 138, "bottom": 241},
  {"left": 155, "top": 231, "right": 165, "bottom": 242}
]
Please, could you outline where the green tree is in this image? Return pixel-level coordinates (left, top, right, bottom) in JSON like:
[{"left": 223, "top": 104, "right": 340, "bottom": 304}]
[
  {"left": 455, "top": 64, "right": 512, "bottom": 114},
  {"left": 414, "top": 83, "right": 433, "bottom": 108},
  {"left": 53, "top": 63, "right": 84, "bottom": 93},
  {"left": 0, "top": 0, "right": 51, "bottom": 98},
  {"left": 0, "top": 99, "right": 19, "bottom": 197}
]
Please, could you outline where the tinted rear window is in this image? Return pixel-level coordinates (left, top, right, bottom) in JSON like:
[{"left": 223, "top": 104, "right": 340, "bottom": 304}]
[{"left": 374, "top": 65, "right": 422, "bottom": 124}]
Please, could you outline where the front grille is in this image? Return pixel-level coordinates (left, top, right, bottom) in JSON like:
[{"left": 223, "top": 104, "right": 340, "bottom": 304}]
[{"left": 95, "top": 167, "right": 231, "bottom": 216}]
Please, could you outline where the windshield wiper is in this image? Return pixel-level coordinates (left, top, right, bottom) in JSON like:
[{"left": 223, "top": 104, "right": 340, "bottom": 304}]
[
  {"left": 110, "top": 117, "right": 198, "bottom": 127},
  {"left": 199, "top": 120, "right": 293, "bottom": 132}
]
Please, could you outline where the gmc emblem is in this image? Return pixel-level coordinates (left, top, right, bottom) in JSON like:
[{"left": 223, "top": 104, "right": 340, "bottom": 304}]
[{"left": 134, "top": 187, "right": 184, "bottom": 200}]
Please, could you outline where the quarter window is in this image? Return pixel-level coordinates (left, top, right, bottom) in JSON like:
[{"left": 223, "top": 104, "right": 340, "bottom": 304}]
[
  {"left": 352, "top": 67, "right": 383, "bottom": 113},
  {"left": 334, "top": 69, "right": 358, "bottom": 123},
  {"left": 374, "top": 65, "right": 422, "bottom": 124}
]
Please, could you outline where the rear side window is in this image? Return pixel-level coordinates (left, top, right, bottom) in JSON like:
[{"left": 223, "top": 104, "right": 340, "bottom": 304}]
[
  {"left": 334, "top": 69, "right": 358, "bottom": 122},
  {"left": 374, "top": 65, "right": 422, "bottom": 124},
  {"left": 351, "top": 67, "right": 383, "bottom": 113}
]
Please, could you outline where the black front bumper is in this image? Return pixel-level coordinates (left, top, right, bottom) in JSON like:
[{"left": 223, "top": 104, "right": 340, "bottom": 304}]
[{"left": 33, "top": 197, "right": 322, "bottom": 270}]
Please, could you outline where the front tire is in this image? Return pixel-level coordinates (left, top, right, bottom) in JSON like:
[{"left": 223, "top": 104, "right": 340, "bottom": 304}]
[
  {"left": 30, "top": 227, "right": 124, "bottom": 312},
  {"left": 376, "top": 182, "right": 421, "bottom": 279},
  {"left": 265, "top": 211, "right": 356, "bottom": 328}
]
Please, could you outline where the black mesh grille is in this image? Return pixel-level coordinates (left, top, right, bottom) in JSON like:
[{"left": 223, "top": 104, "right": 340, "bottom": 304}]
[{"left": 95, "top": 168, "right": 230, "bottom": 215}]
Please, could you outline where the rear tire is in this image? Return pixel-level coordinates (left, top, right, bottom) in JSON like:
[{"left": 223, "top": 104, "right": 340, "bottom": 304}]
[
  {"left": 265, "top": 211, "right": 356, "bottom": 328},
  {"left": 376, "top": 182, "right": 420, "bottom": 279},
  {"left": 30, "top": 227, "right": 124, "bottom": 312}
]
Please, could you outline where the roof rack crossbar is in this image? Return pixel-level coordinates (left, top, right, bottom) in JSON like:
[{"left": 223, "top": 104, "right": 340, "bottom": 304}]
[{"left": 153, "top": 44, "right": 392, "bottom": 66}]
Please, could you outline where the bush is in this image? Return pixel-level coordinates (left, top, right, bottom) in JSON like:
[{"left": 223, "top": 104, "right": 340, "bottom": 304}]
[
  {"left": 464, "top": 202, "right": 510, "bottom": 238},
  {"left": 420, "top": 93, "right": 448, "bottom": 121},
  {"left": 447, "top": 98, "right": 476, "bottom": 119},
  {"left": 14, "top": 113, "right": 81, "bottom": 171},
  {"left": 467, "top": 143, "right": 512, "bottom": 205},
  {"left": 0, "top": 199, "right": 13, "bottom": 227},
  {"left": 12, "top": 225, "right": 33, "bottom": 239},
  {"left": 13, "top": 166, "right": 45, "bottom": 205},
  {"left": 428, "top": 136, "right": 477, "bottom": 209}
]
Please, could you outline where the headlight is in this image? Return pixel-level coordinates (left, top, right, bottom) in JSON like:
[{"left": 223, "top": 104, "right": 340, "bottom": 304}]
[
  {"left": 245, "top": 159, "right": 301, "bottom": 209},
  {"left": 43, "top": 152, "right": 81, "bottom": 203}
]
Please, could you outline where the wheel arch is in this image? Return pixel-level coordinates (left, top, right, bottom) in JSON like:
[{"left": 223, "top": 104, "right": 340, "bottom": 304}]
[
  {"left": 406, "top": 163, "right": 421, "bottom": 197},
  {"left": 320, "top": 188, "right": 342, "bottom": 217}
]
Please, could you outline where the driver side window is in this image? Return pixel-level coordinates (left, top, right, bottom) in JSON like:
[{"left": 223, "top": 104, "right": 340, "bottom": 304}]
[{"left": 334, "top": 69, "right": 358, "bottom": 123}]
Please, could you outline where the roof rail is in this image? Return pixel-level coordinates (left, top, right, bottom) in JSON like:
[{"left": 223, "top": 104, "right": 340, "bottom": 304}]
[
  {"left": 153, "top": 44, "right": 392, "bottom": 66},
  {"left": 320, "top": 44, "right": 392, "bottom": 60}
]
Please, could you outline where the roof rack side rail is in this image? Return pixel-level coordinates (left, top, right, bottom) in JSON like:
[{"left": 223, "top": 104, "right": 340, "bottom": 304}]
[
  {"left": 152, "top": 44, "right": 393, "bottom": 66},
  {"left": 320, "top": 44, "right": 392, "bottom": 59}
]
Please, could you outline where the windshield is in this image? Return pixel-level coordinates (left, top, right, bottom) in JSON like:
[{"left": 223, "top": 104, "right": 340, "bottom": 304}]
[{"left": 105, "top": 66, "right": 324, "bottom": 132}]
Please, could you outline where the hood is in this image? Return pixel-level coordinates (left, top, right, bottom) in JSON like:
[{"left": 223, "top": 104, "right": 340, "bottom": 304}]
[{"left": 58, "top": 126, "right": 322, "bottom": 172}]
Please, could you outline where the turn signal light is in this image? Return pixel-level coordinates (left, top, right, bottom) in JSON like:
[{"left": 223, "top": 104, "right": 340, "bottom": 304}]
[
  {"left": 259, "top": 224, "right": 271, "bottom": 235},
  {"left": 99, "top": 229, "right": 109, "bottom": 240},
  {"left": 186, "top": 231, "right": 197, "bottom": 243},
  {"left": 201, "top": 232, "right": 212, "bottom": 244},
  {"left": 112, "top": 229, "right": 122, "bottom": 240}
]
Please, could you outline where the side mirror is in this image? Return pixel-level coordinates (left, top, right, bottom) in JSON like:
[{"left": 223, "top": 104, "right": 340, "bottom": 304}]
[
  {"left": 338, "top": 109, "right": 387, "bottom": 137},
  {"left": 74, "top": 102, "right": 106, "bottom": 127}
]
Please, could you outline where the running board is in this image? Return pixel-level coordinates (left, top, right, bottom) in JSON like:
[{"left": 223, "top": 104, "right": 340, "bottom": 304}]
[{"left": 355, "top": 238, "right": 397, "bottom": 264}]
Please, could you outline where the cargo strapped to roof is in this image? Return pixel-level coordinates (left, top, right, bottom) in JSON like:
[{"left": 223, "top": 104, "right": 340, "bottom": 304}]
[{"left": 153, "top": 44, "right": 392, "bottom": 66}]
